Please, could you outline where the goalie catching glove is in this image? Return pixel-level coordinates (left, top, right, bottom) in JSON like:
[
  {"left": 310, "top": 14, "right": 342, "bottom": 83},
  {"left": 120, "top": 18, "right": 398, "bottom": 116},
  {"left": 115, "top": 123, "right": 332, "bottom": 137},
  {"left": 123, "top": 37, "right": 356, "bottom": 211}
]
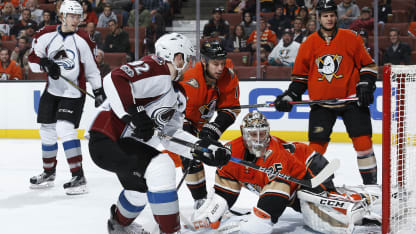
[
  {"left": 122, "top": 105, "right": 156, "bottom": 142},
  {"left": 191, "top": 139, "right": 231, "bottom": 167}
]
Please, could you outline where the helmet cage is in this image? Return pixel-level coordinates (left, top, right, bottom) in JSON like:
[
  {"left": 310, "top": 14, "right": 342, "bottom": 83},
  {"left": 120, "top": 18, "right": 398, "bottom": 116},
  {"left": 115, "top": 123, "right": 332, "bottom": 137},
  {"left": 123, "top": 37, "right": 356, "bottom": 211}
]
[{"left": 241, "top": 111, "right": 270, "bottom": 158}]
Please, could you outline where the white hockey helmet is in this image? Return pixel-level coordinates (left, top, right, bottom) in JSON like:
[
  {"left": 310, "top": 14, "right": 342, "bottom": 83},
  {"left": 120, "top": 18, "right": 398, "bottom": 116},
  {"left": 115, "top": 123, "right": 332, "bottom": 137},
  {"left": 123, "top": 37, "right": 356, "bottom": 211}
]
[
  {"left": 60, "top": 0, "right": 83, "bottom": 21},
  {"left": 155, "top": 33, "right": 195, "bottom": 81},
  {"left": 241, "top": 111, "right": 271, "bottom": 158}
]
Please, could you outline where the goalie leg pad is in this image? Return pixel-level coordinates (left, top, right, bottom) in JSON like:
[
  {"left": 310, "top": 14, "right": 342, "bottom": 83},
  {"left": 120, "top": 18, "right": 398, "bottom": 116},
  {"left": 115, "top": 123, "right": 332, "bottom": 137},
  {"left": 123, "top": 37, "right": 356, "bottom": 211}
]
[
  {"left": 115, "top": 189, "right": 146, "bottom": 226},
  {"left": 145, "top": 153, "right": 180, "bottom": 233},
  {"left": 239, "top": 207, "right": 273, "bottom": 234},
  {"left": 192, "top": 193, "right": 228, "bottom": 225}
]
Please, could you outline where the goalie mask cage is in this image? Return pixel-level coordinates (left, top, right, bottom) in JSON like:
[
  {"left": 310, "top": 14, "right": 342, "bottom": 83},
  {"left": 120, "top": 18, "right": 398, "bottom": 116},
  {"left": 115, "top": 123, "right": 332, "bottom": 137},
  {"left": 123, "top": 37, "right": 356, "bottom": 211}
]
[{"left": 382, "top": 65, "right": 416, "bottom": 234}]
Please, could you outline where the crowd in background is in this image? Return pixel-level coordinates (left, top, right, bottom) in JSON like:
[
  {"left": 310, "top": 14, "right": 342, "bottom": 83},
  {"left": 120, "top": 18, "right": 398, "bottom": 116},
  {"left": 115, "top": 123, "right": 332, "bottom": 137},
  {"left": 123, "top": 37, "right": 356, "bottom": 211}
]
[{"left": 0, "top": 0, "right": 414, "bottom": 80}]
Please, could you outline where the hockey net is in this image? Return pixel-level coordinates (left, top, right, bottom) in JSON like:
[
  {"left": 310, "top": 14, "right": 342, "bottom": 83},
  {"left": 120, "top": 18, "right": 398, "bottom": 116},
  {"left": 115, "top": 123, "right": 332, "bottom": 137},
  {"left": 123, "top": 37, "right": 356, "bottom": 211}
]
[{"left": 382, "top": 65, "right": 416, "bottom": 234}]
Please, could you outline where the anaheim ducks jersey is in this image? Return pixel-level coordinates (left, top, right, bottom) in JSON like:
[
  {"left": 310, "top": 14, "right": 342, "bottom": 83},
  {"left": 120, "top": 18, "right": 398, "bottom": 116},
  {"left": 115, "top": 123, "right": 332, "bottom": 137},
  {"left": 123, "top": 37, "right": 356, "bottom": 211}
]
[
  {"left": 88, "top": 55, "right": 199, "bottom": 160},
  {"left": 215, "top": 136, "right": 315, "bottom": 207},
  {"left": 291, "top": 28, "right": 377, "bottom": 100},
  {"left": 180, "top": 62, "right": 240, "bottom": 130}
]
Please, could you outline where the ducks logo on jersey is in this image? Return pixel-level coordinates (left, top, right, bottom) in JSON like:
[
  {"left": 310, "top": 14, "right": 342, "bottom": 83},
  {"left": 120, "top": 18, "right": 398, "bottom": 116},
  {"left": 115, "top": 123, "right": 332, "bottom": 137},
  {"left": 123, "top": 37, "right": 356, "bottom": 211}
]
[{"left": 315, "top": 54, "right": 343, "bottom": 83}]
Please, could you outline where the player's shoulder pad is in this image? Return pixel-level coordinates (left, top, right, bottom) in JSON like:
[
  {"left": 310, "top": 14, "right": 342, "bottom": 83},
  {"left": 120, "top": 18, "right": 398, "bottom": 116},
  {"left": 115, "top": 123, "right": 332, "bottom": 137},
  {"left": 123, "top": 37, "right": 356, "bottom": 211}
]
[
  {"left": 76, "top": 29, "right": 96, "bottom": 49},
  {"left": 33, "top": 25, "right": 57, "bottom": 40}
]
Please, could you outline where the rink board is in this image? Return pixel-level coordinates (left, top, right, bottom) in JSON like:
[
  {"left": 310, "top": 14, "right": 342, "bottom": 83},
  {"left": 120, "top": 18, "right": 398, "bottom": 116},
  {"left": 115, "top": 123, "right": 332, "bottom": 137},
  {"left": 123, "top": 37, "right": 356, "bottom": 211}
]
[{"left": 0, "top": 81, "right": 383, "bottom": 143}]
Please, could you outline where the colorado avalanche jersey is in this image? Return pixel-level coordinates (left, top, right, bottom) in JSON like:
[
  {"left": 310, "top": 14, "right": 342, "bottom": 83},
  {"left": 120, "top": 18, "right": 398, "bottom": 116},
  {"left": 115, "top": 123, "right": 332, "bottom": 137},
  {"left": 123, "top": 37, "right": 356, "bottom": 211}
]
[
  {"left": 88, "top": 55, "right": 200, "bottom": 160},
  {"left": 28, "top": 25, "right": 102, "bottom": 98}
]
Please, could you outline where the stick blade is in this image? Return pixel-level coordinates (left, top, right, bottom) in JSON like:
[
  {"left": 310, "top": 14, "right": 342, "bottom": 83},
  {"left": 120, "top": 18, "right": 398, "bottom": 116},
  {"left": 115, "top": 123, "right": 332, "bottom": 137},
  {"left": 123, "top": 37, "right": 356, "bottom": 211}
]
[{"left": 310, "top": 159, "right": 340, "bottom": 188}]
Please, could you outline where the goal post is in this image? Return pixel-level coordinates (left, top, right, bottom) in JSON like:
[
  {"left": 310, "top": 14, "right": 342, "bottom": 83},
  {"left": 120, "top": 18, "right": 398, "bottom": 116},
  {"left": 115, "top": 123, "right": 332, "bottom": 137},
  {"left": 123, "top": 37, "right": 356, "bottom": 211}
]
[{"left": 382, "top": 64, "right": 416, "bottom": 234}]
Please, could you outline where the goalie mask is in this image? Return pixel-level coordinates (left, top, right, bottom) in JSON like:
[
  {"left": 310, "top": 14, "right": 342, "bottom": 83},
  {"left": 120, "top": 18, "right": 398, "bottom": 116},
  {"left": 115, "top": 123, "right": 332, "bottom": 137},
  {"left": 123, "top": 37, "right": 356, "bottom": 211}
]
[
  {"left": 241, "top": 111, "right": 270, "bottom": 158},
  {"left": 155, "top": 33, "right": 195, "bottom": 81}
]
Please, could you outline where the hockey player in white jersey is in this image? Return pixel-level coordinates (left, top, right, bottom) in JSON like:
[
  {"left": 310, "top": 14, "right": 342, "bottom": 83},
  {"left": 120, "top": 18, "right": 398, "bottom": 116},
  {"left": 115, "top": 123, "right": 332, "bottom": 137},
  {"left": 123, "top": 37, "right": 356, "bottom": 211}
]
[
  {"left": 28, "top": 0, "right": 105, "bottom": 195},
  {"left": 87, "top": 32, "right": 232, "bottom": 234}
]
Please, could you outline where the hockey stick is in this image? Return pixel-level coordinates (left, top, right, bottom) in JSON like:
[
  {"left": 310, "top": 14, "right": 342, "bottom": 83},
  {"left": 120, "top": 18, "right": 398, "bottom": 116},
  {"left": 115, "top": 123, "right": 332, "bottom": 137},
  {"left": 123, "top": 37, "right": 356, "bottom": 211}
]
[
  {"left": 60, "top": 75, "right": 95, "bottom": 98},
  {"left": 220, "top": 97, "right": 359, "bottom": 110},
  {"left": 229, "top": 157, "right": 340, "bottom": 188},
  {"left": 157, "top": 132, "right": 340, "bottom": 188}
]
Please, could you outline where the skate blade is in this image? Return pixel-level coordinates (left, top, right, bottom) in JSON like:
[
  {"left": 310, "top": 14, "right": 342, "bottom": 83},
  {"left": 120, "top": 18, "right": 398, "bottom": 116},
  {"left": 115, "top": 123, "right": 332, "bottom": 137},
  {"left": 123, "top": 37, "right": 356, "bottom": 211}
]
[
  {"left": 65, "top": 184, "right": 88, "bottom": 195},
  {"left": 29, "top": 181, "right": 54, "bottom": 189}
]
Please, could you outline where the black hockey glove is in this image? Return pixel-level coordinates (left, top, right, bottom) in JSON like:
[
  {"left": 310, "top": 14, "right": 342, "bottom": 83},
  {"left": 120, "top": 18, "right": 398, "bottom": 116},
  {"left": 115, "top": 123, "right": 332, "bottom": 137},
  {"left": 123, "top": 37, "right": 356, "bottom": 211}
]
[
  {"left": 93, "top": 87, "right": 106, "bottom": 107},
  {"left": 126, "top": 105, "right": 156, "bottom": 142},
  {"left": 274, "top": 90, "right": 299, "bottom": 112},
  {"left": 356, "top": 81, "right": 376, "bottom": 107},
  {"left": 183, "top": 120, "right": 198, "bottom": 136},
  {"left": 199, "top": 122, "right": 222, "bottom": 141},
  {"left": 40, "top": 57, "right": 60, "bottom": 80},
  {"left": 192, "top": 139, "right": 231, "bottom": 167}
]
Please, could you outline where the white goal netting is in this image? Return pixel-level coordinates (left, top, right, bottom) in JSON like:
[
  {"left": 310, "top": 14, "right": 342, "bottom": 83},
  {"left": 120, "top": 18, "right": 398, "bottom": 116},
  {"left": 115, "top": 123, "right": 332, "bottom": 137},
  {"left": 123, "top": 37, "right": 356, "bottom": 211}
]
[{"left": 383, "top": 65, "right": 416, "bottom": 234}]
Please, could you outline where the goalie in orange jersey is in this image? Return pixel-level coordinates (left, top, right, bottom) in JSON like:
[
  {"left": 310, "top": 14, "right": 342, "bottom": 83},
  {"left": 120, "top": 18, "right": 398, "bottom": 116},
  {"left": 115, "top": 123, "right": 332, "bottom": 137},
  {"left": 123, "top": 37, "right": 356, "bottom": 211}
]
[
  {"left": 190, "top": 111, "right": 381, "bottom": 234},
  {"left": 273, "top": 0, "right": 378, "bottom": 185},
  {"left": 169, "top": 40, "right": 241, "bottom": 209}
]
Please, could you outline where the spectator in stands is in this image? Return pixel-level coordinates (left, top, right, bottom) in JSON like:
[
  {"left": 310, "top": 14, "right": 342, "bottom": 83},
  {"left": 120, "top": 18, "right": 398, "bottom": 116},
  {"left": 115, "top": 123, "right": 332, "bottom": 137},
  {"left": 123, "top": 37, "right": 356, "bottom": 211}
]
[
  {"left": 10, "top": 36, "right": 30, "bottom": 79},
  {"left": 0, "top": 48, "right": 22, "bottom": 80},
  {"left": 2, "top": 2, "right": 19, "bottom": 26},
  {"left": 268, "top": 5, "right": 291, "bottom": 38},
  {"left": 293, "top": 17, "right": 306, "bottom": 43},
  {"left": 305, "top": 19, "right": 317, "bottom": 36},
  {"left": 203, "top": 7, "right": 230, "bottom": 39},
  {"left": 0, "top": 14, "right": 12, "bottom": 40},
  {"left": 247, "top": 17, "right": 277, "bottom": 52},
  {"left": 349, "top": 7, "right": 374, "bottom": 34},
  {"left": 25, "top": 0, "right": 43, "bottom": 24},
  {"left": 95, "top": 49, "right": 111, "bottom": 77},
  {"left": 10, "top": 8, "right": 37, "bottom": 37},
  {"left": 252, "top": 46, "right": 270, "bottom": 66},
  {"left": 337, "top": 0, "right": 360, "bottom": 29},
  {"left": 383, "top": 28, "right": 411, "bottom": 65},
  {"left": 105, "top": 0, "right": 132, "bottom": 26},
  {"left": 260, "top": 0, "right": 276, "bottom": 12},
  {"left": 241, "top": 11, "right": 257, "bottom": 36},
  {"left": 358, "top": 29, "right": 372, "bottom": 55},
  {"left": 128, "top": 0, "right": 152, "bottom": 27},
  {"left": 284, "top": 0, "right": 300, "bottom": 21},
  {"left": 51, "top": 0, "right": 63, "bottom": 25},
  {"left": 91, "top": 0, "right": 106, "bottom": 15},
  {"left": 141, "top": 0, "right": 171, "bottom": 27},
  {"left": 81, "top": 0, "right": 98, "bottom": 26},
  {"left": 97, "top": 4, "right": 118, "bottom": 27},
  {"left": 225, "top": 24, "right": 249, "bottom": 52},
  {"left": 268, "top": 28, "right": 300, "bottom": 67},
  {"left": 103, "top": 19, "right": 130, "bottom": 55},
  {"left": 227, "top": 0, "right": 256, "bottom": 13},
  {"left": 85, "top": 22, "right": 103, "bottom": 49},
  {"left": 38, "top": 10, "right": 56, "bottom": 28},
  {"left": 297, "top": 6, "right": 309, "bottom": 26},
  {"left": 22, "top": 24, "right": 36, "bottom": 43},
  {"left": 378, "top": 0, "right": 392, "bottom": 24}
]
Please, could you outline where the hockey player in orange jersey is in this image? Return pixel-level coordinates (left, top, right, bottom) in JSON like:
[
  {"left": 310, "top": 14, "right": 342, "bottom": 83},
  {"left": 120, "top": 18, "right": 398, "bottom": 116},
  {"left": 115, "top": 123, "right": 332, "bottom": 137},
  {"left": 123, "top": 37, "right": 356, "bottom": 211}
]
[
  {"left": 190, "top": 112, "right": 382, "bottom": 234},
  {"left": 170, "top": 40, "right": 240, "bottom": 210},
  {"left": 273, "top": 0, "right": 378, "bottom": 185}
]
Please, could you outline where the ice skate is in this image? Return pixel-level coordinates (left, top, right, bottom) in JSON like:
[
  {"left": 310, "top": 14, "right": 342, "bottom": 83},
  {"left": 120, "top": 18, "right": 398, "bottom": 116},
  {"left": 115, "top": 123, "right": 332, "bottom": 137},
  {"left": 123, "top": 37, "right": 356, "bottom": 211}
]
[
  {"left": 29, "top": 171, "right": 56, "bottom": 189},
  {"left": 63, "top": 175, "right": 88, "bottom": 195},
  {"left": 107, "top": 204, "right": 149, "bottom": 234}
]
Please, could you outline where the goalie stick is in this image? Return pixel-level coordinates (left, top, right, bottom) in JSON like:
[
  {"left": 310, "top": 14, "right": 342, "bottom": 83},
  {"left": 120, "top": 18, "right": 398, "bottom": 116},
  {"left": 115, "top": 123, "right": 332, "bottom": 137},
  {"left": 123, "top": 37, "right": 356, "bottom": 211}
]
[
  {"left": 157, "top": 132, "right": 340, "bottom": 188},
  {"left": 220, "top": 97, "right": 359, "bottom": 110}
]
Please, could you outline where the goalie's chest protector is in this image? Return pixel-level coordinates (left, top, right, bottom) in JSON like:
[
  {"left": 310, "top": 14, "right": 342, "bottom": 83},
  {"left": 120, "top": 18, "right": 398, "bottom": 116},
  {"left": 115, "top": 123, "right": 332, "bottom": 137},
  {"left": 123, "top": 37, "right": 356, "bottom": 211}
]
[
  {"left": 292, "top": 29, "right": 374, "bottom": 100},
  {"left": 227, "top": 137, "right": 307, "bottom": 196}
]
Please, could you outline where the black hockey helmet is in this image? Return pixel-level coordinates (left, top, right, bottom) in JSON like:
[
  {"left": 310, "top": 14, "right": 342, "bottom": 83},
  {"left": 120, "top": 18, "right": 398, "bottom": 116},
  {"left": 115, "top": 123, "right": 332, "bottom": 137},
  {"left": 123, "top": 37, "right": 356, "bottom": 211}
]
[
  {"left": 316, "top": 0, "right": 337, "bottom": 15},
  {"left": 200, "top": 40, "right": 227, "bottom": 61}
]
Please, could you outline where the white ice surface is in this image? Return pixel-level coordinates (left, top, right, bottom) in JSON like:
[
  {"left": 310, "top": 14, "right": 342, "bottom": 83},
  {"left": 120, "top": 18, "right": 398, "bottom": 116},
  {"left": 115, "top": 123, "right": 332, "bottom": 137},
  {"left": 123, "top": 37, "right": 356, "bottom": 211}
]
[{"left": 0, "top": 139, "right": 382, "bottom": 234}]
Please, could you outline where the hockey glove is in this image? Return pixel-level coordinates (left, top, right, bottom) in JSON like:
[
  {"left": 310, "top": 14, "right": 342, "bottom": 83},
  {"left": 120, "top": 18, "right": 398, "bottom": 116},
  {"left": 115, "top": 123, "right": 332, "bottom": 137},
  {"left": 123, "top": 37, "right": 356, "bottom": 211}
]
[
  {"left": 192, "top": 139, "right": 231, "bottom": 167},
  {"left": 199, "top": 122, "right": 222, "bottom": 141},
  {"left": 40, "top": 57, "right": 60, "bottom": 80},
  {"left": 356, "top": 81, "right": 376, "bottom": 107},
  {"left": 274, "top": 90, "right": 299, "bottom": 112},
  {"left": 127, "top": 105, "right": 156, "bottom": 142},
  {"left": 93, "top": 87, "right": 106, "bottom": 107},
  {"left": 183, "top": 119, "right": 198, "bottom": 136}
]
